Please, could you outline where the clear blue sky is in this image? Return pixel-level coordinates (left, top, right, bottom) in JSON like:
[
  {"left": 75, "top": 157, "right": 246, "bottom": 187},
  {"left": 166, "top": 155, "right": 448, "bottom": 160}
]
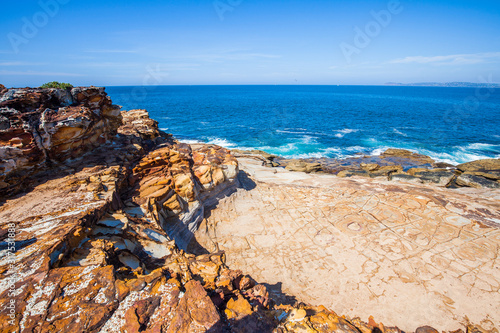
[{"left": 1, "top": 0, "right": 500, "bottom": 86}]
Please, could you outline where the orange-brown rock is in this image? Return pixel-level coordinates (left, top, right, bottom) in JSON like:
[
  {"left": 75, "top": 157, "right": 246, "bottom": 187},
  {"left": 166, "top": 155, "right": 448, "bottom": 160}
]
[
  {"left": 2, "top": 86, "right": 492, "bottom": 333},
  {"left": 129, "top": 143, "right": 238, "bottom": 250},
  {"left": 0, "top": 86, "right": 122, "bottom": 194}
]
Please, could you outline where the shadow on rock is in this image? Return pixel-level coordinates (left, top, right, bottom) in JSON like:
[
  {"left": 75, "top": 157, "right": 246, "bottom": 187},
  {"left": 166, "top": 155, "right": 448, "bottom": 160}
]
[{"left": 237, "top": 170, "right": 257, "bottom": 191}]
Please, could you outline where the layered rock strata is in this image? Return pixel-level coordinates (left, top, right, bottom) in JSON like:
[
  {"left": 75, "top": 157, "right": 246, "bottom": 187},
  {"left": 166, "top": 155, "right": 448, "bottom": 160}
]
[
  {"left": 1, "top": 86, "right": 497, "bottom": 333},
  {"left": 0, "top": 86, "right": 122, "bottom": 194}
]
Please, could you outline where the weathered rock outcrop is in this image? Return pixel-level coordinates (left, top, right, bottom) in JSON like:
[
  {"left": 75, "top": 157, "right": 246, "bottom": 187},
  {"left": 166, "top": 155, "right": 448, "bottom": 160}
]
[
  {"left": 0, "top": 86, "right": 122, "bottom": 193},
  {"left": 129, "top": 143, "right": 238, "bottom": 250},
  {"left": 455, "top": 159, "right": 500, "bottom": 189},
  {"left": 1, "top": 87, "right": 495, "bottom": 333}
]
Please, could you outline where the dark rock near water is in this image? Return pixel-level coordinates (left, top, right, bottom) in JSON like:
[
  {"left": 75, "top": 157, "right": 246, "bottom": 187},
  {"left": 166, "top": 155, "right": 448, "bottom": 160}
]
[{"left": 456, "top": 172, "right": 500, "bottom": 189}]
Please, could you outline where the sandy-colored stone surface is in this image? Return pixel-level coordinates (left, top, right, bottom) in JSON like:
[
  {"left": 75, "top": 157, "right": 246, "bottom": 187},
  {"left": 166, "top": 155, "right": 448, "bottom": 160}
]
[{"left": 193, "top": 158, "right": 500, "bottom": 332}]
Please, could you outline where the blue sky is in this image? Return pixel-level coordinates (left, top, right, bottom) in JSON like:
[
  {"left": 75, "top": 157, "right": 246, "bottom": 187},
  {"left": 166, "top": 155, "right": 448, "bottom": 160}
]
[{"left": 1, "top": 0, "right": 500, "bottom": 86}]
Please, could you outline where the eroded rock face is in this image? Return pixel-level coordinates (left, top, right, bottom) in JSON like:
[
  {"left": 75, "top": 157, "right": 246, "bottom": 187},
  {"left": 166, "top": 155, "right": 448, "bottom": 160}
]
[
  {"left": 129, "top": 143, "right": 239, "bottom": 250},
  {"left": 3, "top": 87, "right": 495, "bottom": 333},
  {"left": 0, "top": 87, "right": 122, "bottom": 193},
  {"left": 0, "top": 105, "right": 243, "bottom": 332},
  {"left": 455, "top": 159, "right": 500, "bottom": 188}
]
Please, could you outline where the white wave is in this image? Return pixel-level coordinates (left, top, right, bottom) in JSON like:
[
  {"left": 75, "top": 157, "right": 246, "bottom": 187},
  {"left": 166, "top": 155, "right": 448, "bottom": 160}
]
[
  {"left": 288, "top": 152, "right": 329, "bottom": 159},
  {"left": 370, "top": 148, "right": 387, "bottom": 156},
  {"left": 460, "top": 143, "right": 500, "bottom": 151},
  {"left": 393, "top": 128, "right": 408, "bottom": 137},
  {"left": 334, "top": 128, "right": 359, "bottom": 138},
  {"left": 259, "top": 143, "right": 299, "bottom": 153},
  {"left": 159, "top": 128, "right": 169, "bottom": 131},
  {"left": 276, "top": 129, "right": 327, "bottom": 136},
  {"left": 276, "top": 129, "right": 307, "bottom": 134},
  {"left": 286, "top": 147, "right": 342, "bottom": 159},
  {"left": 283, "top": 128, "right": 308, "bottom": 131},
  {"left": 345, "top": 146, "right": 366, "bottom": 152},
  {"left": 300, "top": 135, "right": 320, "bottom": 144},
  {"left": 179, "top": 139, "right": 203, "bottom": 144},
  {"left": 206, "top": 137, "right": 238, "bottom": 148}
]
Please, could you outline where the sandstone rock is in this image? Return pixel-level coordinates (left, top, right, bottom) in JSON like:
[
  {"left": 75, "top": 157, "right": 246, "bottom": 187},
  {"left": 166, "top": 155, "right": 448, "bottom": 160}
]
[
  {"left": 278, "top": 305, "right": 362, "bottom": 333},
  {"left": 416, "top": 326, "right": 439, "bottom": 333},
  {"left": 287, "top": 308, "right": 307, "bottom": 322},
  {"left": 0, "top": 87, "right": 122, "bottom": 194},
  {"left": 370, "top": 165, "right": 404, "bottom": 177},
  {"left": 1, "top": 86, "right": 493, "bottom": 333},
  {"left": 360, "top": 163, "right": 380, "bottom": 171},
  {"left": 118, "top": 109, "right": 163, "bottom": 143},
  {"left": 380, "top": 148, "right": 435, "bottom": 166},
  {"left": 407, "top": 168, "right": 456, "bottom": 186},
  {"left": 285, "top": 160, "right": 321, "bottom": 173},
  {"left": 337, "top": 170, "right": 371, "bottom": 178},
  {"left": 130, "top": 143, "right": 238, "bottom": 250},
  {"left": 225, "top": 294, "right": 254, "bottom": 320},
  {"left": 457, "top": 159, "right": 500, "bottom": 173},
  {"left": 167, "top": 280, "right": 223, "bottom": 332},
  {"left": 232, "top": 148, "right": 277, "bottom": 161},
  {"left": 390, "top": 172, "right": 424, "bottom": 184},
  {"left": 457, "top": 159, "right": 500, "bottom": 183},
  {"left": 456, "top": 172, "right": 500, "bottom": 189}
]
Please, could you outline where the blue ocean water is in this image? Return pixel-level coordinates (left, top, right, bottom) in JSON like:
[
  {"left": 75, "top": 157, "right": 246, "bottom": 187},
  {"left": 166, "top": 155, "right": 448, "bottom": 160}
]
[{"left": 106, "top": 85, "right": 500, "bottom": 165}]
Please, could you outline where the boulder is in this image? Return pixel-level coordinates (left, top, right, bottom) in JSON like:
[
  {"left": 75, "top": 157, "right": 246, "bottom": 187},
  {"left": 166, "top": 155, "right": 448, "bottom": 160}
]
[
  {"left": 337, "top": 170, "right": 371, "bottom": 178},
  {"left": 370, "top": 165, "right": 403, "bottom": 177},
  {"left": 457, "top": 159, "right": 500, "bottom": 173},
  {"left": 456, "top": 172, "right": 500, "bottom": 189},
  {"left": 167, "top": 280, "right": 223, "bottom": 332},
  {"left": 381, "top": 148, "right": 434, "bottom": 165},
  {"left": 457, "top": 159, "right": 500, "bottom": 181},
  {"left": 285, "top": 160, "right": 321, "bottom": 173},
  {"left": 416, "top": 326, "right": 439, "bottom": 333},
  {"left": 407, "top": 168, "right": 456, "bottom": 186},
  {"left": 118, "top": 109, "right": 162, "bottom": 142},
  {"left": 360, "top": 163, "right": 380, "bottom": 171}
]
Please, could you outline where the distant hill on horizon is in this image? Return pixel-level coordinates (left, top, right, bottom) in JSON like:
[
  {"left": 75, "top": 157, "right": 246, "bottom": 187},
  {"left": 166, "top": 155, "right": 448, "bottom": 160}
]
[{"left": 384, "top": 82, "right": 500, "bottom": 88}]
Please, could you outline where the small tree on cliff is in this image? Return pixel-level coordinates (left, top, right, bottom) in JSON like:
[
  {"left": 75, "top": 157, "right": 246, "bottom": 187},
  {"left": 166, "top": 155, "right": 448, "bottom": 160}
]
[{"left": 40, "top": 81, "right": 73, "bottom": 89}]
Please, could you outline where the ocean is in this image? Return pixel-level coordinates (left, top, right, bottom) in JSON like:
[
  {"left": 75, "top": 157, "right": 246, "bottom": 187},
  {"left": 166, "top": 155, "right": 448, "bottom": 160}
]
[{"left": 106, "top": 85, "right": 500, "bottom": 165}]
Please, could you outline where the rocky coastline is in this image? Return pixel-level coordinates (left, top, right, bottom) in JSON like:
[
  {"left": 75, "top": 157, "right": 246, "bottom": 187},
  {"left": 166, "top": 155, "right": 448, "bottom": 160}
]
[
  {"left": 231, "top": 148, "right": 500, "bottom": 189},
  {"left": 0, "top": 86, "right": 498, "bottom": 332}
]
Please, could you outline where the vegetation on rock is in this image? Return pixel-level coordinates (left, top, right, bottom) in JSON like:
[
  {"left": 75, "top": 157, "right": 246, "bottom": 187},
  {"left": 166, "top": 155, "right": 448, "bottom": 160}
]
[{"left": 40, "top": 81, "right": 74, "bottom": 89}]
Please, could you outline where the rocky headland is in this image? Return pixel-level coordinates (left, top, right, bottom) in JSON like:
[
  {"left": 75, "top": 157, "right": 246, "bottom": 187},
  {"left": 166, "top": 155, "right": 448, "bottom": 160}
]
[{"left": 0, "top": 86, "right": 499, "bottom": 333}]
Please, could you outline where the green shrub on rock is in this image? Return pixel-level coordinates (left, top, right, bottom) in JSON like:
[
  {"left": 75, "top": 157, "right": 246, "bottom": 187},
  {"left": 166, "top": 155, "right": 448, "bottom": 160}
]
[{"left": 40, "top": 81, "right": 74, "bottom": 89}]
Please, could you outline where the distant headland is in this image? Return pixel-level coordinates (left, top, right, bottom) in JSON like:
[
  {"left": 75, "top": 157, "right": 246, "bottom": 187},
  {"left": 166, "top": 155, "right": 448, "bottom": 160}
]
[{"left": 384, "top": 81, "right": 500, "bottom": 88}]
